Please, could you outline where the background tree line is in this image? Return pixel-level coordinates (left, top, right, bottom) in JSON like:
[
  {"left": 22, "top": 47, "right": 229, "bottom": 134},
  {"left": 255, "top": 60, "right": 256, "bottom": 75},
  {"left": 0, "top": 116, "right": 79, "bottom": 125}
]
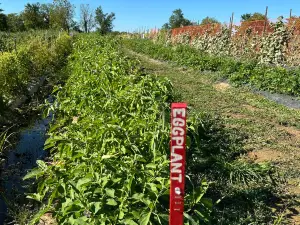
[
  {"left": 162, "top": 8, "right": 267, "bottom": 29},
  {"left": 0, "top": 0, "right": 115, "bottom": 34}
]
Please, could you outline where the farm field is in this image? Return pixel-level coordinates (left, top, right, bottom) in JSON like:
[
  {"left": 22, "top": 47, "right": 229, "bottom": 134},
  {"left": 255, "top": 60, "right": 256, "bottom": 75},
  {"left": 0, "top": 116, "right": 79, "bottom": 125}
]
[
  {"left": 0, "top": 1, "right": 300, "bottom": 224},
  {"left": 1, "top": 33, "right": 299, "bottom": 224}
]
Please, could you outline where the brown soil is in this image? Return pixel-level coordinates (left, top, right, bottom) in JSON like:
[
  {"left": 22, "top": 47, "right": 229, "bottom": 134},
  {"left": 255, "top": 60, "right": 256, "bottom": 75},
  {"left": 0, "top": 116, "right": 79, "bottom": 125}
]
[
  {"left": 289, "top": 207, "right": 300, "bottom": 225},
  {"left": 280, "top": 126, "right": 300, "bottom": 140},
  {"left": 248, "top": 148, "right": 283, "bottom": 163},
  {"left": 243, "top": 104, "right": 261, "bottom": 112},
  {"left": 38, "top": 213, "right": 56, "bottom": 225},
  {"left": 288, "top": 185, "right": 300, "bottom": 195},
  {"left": 213, "top": 82, "right": 230, "bottom": 91},
  {"left": 226, "top": 113, "right": 248, "bottom": 119}
]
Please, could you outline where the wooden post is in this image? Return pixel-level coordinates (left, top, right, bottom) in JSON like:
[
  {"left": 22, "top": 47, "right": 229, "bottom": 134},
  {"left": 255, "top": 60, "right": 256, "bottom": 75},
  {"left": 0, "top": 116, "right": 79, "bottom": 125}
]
[
  {"left": 229, "top": 12, "right": 234, "bottom": 37},
  {"left": 263, "top": 6, "right": 268, "bottom": 35}
]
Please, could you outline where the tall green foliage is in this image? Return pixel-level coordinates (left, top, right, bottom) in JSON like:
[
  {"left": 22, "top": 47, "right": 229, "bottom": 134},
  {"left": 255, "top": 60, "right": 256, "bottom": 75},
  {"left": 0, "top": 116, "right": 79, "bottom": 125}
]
[
  {"left": 7, "top": 13, "right": 25, "bottom": 32},
  {"left": 80, "top": 4, "right": 95, "bottom": 33},
  {"left": 50, "top": 0, "right": 75, "bottom": 31},
  {"left": 95, "top": 6, "right": 115, "bottom": 34},
  {"left": 200, "top": 17, "right": 220, "bottom": 25},
  {"left": 166, "top": 9, "right": 192, "bottom": 29},
  {"left": 241, "top": 12, "right": 266, "bottom": 22},
  {"left": 21, "top": 3, "right": 45, "bottom": 30},
  {"left": 0, "top": 7, "right": 8, "bottom": 31},
  {"left": 0, "top": 32, "right": 72, "bottom": 116}
]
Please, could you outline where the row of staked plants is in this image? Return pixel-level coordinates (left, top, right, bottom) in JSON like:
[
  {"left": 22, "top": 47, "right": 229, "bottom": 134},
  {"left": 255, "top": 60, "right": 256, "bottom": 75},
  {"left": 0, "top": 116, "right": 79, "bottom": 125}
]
[
  {"left": 0, "top": 31, "right": 72, "bottom": 125},
  {"left": 149, "top": 18, "right": 300, "bottom": 66},
  {"left": 24, "top": 34, "right": 279, "bottom": 225},
  {"left": 123, "top": 38, "right": 300, "bottom": 97}
]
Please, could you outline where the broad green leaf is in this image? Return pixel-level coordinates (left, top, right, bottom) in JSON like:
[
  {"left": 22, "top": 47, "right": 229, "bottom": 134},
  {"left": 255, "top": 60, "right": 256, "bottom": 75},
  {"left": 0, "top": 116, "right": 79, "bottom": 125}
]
[
  {"left": 132, "top": 193, "right": 144, "bottom": 200},
  {"left": 92, "top": 202, "right": 101, "bottom": 214},
  {"left": 146, "top": 163, "right": 156, "bottom": 169},
  {"left": 26, "top": 193, "right": 42, "bottom": 202},
  {"left": 105, "top": 188, "right": 115, "bottom": 198},
  {"left": 201, "top": 198, "right": 213, "bottom": 209},
  {"left": 106, "top": 198, "right": 117, "bottom": 206},
  {"left": 139, "top": 211, "right": 151, "bottom": 225},
  {"left": 184, "top": 213, "right": 197, "bottom": 225},
  {"left": 102, "top": 154, "right": 117, "bottom": 159},
  {"left": 76, "top": 178, "right": 92, "bottom": 189},
  {"left": 119, "top": 210, "right": 125, "bottom": 219},
  {"left": 123, "top": 219, "right": 138, "bottom": 225},
  {"left": 36, "top": 160, "right": 47, "bottom": 170},
  {"left": 23, "top": 168, "right": 43, "bottom": 180}
]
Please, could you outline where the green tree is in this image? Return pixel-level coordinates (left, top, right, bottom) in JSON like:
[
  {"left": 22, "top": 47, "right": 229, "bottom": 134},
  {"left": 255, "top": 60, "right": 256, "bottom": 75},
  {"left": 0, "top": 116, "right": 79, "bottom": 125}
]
[
  {"left": 7, "top": 13, "right": 25, "bottom": 32},
  {"left": 200, "top": 16, "right": 220, "bottom": 25},
  {"left": 0, "top": 7, "right": 8, "bottom": 31},
  {"left": 21, "top": 3, "right": 45, "bottom": 30},
  {"left": 40, "top": 3, "right": 51, "bottom": 29},
  {"left": 70, "top": 20, "right": 82, "bottom": 32},
  {"left": 241, "top": 13, "right": 252, "bottom": 21},
  {"left": 50, "top": 0, "right": 75, "bottom": 31},
  {"left": 168, "top": 9, "right": 192, "bottom": 29},
  {"left": 161, "top": 23, "right": 170, "bottom": 30},
  {"left": 241, "top": 12, "right": 266, "bottom": 22},
  {"left": 95, "top": 6, "right": 115, "bottom": 34},
  {"left": 80, "top": 4, "right": 94, "bottom": 33}
]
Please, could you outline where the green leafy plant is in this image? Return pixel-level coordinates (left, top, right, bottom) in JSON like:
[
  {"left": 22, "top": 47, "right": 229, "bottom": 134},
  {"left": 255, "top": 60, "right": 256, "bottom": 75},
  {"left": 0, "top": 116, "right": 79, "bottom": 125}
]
[{"left": 0, "top": 31, "right": 73, "bottom": 122}]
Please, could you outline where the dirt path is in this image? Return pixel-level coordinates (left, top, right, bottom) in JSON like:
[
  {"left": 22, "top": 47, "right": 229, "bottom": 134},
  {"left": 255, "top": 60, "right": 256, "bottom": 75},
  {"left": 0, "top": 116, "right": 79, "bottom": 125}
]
[{"left": 125, "top": 49, "right": 300, "bottom": 224}]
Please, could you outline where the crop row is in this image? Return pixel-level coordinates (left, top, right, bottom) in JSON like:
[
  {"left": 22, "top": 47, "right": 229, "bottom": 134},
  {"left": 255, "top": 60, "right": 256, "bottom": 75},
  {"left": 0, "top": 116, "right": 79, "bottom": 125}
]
[{"left": 123, "top": 38, "right": 300, "bottom": 96}]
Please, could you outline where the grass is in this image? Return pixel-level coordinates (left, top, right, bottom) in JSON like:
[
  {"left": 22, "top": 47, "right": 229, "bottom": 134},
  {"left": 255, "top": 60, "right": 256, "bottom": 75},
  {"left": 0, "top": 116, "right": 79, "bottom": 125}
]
[{"left": 124, "top": 49, "right": 300, "bottom": 224}]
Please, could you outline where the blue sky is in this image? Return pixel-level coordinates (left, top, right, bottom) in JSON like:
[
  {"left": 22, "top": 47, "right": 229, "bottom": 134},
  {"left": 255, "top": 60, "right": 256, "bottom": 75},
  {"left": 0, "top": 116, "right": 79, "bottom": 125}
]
[{"left": 0, "top": 0, "right": 299, "bottom": 31}]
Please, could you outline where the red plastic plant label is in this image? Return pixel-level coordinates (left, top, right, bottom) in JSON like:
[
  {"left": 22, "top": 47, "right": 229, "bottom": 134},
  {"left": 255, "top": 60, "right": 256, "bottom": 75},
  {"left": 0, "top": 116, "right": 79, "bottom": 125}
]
[{"left": 169, "top": 103, "right": 187, "bottom": 225}]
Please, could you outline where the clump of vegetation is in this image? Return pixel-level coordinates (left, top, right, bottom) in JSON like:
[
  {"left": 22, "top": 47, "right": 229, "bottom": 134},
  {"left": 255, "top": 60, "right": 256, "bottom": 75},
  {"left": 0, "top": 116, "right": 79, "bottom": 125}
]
[
  {"left": 200, "top": 16, "right": 220, "bottom": 25},
  {"left": 0, "top": 31, "right": 72, "bottom": 125},
  {"left": 241, "top": 12, "right": 266, "bottom": 22},
  {"left": 162, "top": 9, "right": 192, "bottom": 30},
  {"left": 259, "top": 17, "right": 292, "bottom": 65}
]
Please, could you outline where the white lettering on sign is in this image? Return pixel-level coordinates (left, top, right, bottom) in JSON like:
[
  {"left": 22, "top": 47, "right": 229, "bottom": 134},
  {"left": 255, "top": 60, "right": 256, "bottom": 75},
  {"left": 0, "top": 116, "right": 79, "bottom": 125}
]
[
  {"left": 172, "top": 136, "right": 184, "bottom": 146},
  {"left": 171, "top": 107, "right": 186, "bottom": 184},
  {"left": 173, "top": 118, "right": 185, "bottom": 127},
  {"left": 171, "top": 152, "right": 183, "bottom": 162},
  {"left": 171, "top": 163, "right": 182, "bottom": 173},
  {"left": 172, "top": 127, "right": 184, "bottom": 136},
  {"left": 173, "top": 108, "right": 186, "bottom": 117},
  {"left": 171, "top": 173, "right": 182, "bottom": 183}
]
